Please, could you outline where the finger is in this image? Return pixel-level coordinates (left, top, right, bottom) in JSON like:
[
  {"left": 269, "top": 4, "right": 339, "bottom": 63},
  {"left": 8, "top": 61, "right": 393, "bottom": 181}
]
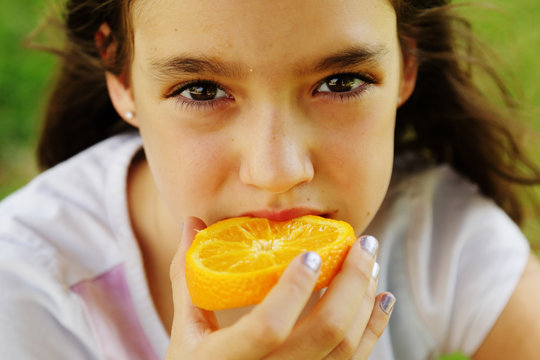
[
  {"left": 323, "top": 263, "right": 380, "bottom": 360},
  {"left": 352, "top": 292, "right": 396, "bottom": 360},
  {"left": 201, "top": 251, "right": 322, "bottom": 359},
  {"left": 169, "top": 217, "right": 217, "bottom": 343},
  {"left": 267, "top": 235, "right": 379, "bottom": 359}
]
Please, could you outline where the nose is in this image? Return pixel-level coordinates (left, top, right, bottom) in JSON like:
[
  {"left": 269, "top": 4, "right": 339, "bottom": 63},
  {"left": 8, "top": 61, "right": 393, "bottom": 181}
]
[{"left": 239, "top": 107, "right": 314, "bottom": 194}]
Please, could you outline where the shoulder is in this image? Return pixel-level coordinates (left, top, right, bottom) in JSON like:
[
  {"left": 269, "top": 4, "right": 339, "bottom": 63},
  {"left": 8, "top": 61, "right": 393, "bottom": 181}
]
[
  {"left": 0, "top": 131, "right": 143, "bottom": 283},
  {"left": 370, "top": 163, "right": 530, "bottom": 357},
  {"left": 0, "top": 132, "right": 171, "bottom": 358},
  {"left": 0, "top": 132, "right": 143, "bottom": 358},
  {"left": 473, "top": 254, "right": 540, "bottom": 360},
  {"left": 378, "top": 163, "right": 523, "bottom": 240},
  {"left": 371, "top": 163, "right": 525, "bottom": 252}
]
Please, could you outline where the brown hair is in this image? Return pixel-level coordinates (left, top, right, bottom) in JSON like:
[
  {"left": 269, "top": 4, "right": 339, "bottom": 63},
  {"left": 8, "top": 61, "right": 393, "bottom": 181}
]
[
  {"left": 36, "top": 0, "right": 133, "bottom": 169},
  {"left": 392, "top": 0, "right": 540, "bottom": 224},
  {"left": 37, "top": 0, "right": 540, "bottom": 224}
]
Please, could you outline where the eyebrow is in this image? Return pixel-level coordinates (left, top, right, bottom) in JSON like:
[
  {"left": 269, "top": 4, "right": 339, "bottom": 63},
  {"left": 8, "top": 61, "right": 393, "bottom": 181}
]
[
  {"left": 303, "top": 45, "right": 389, "bottom": 74},
  {"left": 150, "top": 55, "right": 245, "bottom": 80},
  {"left": 149, "top": 44, "right": 389, "bottom": 80}
]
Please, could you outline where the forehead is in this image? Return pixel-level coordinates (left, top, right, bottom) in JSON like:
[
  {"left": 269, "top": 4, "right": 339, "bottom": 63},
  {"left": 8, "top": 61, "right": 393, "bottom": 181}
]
[{"left": 131, "top": 0, "right": 397, "bottom": 68}]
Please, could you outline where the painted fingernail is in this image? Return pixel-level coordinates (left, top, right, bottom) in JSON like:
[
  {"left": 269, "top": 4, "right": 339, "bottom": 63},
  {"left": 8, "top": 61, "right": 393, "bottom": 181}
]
[
  {"left": 360, "top": 235, "right": 378, "bottom": 257},
  {"left": 302, "top": 251, "right": 322, "bottom": 273},
  {"left": 371, "top": 262, "right": 380, "bottom": 280},
  {"left": 380, "top": 293, "right": 396, "bottom": 314}
]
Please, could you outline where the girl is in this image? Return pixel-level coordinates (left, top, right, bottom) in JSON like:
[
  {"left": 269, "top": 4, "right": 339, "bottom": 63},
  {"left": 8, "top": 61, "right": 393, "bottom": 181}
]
[{"left": 1, "top": 0, "right": 540, "bottom": 359}]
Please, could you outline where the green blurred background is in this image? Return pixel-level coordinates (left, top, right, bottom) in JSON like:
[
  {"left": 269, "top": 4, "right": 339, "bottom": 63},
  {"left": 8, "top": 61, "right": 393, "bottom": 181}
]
[{"left": 0, "top": 0, "right": 539, "bottom": 250}]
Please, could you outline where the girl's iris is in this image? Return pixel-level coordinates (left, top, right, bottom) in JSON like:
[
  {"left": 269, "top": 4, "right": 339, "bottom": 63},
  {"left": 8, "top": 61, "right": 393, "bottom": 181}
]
[
  {"left": 318, "top": 74, "right": 366, "bottom": 93},
  {"left": 179, "top": 81, "right": 228, "bottom": 101}
]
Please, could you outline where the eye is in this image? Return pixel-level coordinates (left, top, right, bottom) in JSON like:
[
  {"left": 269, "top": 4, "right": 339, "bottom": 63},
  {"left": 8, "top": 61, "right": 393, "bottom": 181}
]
[
  {"left": 316, "top": 74, "right": 368, "bottom": 94},
  {"left": 175, "top": 81, "right": 229, "bottom": 101}
]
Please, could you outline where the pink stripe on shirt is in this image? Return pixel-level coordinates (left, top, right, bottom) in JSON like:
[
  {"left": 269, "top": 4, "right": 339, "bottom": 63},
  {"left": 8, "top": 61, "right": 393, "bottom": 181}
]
[{"left": 71, "top": 264, "right": 159, "bottom": 360}]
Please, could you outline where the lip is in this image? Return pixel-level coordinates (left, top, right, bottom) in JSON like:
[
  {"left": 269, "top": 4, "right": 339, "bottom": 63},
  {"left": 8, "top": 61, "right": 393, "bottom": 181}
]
[{"left": 241, "top": 208, "right": 330, "bottom": 222}]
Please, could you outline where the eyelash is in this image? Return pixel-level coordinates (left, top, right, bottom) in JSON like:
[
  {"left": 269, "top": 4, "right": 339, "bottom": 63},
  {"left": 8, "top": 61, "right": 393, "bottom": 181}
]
[
  {"left": 167, "top": 79, "right": 233, "bottom": 111},
  {"left": 312, "top": 72, "right": 376, "bottom": 102},
  {"left": 166, "top": 72, "right": 377, "bottom": 111}
]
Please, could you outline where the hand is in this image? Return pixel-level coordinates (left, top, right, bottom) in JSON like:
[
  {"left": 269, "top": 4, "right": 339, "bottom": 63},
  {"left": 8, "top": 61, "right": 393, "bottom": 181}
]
[{"left": 166, "top": 216, "right": 395, "bottom": 360}]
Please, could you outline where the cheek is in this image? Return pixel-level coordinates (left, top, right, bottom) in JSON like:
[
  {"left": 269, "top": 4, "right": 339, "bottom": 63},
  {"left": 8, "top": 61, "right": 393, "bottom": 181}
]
[
  {"left": 324, "top": 123, "right": 394, "bottom": 192},
  {"left": 320, "top": 97, "right": 395, "bottom": 170},
  {"left": 139, "top": 125, "right": 233, "bottom": 219},
  {"left": 318, "top": 103, "right": 395, "bottom": 230}
]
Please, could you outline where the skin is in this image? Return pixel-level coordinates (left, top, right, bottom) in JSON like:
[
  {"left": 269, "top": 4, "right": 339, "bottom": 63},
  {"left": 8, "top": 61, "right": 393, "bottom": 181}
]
[
  {"left": 104, "top": 0, "right": 540, "bottom": 358},
  {"left": 472, "top": 254, "right": 540, "bottom": 360},
  {"left": 123, "top": 0, "right": 408, "bottom": 231}
]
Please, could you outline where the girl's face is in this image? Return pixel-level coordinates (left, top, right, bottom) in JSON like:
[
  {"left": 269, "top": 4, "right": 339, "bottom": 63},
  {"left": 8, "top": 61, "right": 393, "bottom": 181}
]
[{"left": 116, "top": 0, "right": 416, "bottom": 234}]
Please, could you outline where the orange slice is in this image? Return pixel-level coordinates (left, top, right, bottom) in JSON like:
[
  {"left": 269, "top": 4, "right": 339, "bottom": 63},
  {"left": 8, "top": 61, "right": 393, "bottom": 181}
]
[{"left": 185, "top": 215, "right": 356, "bottom": 310}]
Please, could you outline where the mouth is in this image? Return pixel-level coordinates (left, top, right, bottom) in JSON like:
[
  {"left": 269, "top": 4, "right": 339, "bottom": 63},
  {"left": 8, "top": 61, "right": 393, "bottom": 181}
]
[{"left": 241, "top": 208, "right": 334, "bottom": 222}]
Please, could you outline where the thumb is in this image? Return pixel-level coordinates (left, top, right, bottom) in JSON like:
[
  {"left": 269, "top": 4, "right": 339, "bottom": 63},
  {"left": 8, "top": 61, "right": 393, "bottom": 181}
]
[{"left": 170, "top": 216, "right": 218, "bottom": 343}]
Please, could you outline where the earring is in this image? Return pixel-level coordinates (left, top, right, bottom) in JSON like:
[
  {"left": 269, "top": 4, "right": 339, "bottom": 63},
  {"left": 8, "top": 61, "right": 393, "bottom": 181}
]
[
  {"left": 125, "top": 111, "right": 134, "bottom": 120},
  {"left": 397, "top": 96, "right": 403, "bottom": 104}
]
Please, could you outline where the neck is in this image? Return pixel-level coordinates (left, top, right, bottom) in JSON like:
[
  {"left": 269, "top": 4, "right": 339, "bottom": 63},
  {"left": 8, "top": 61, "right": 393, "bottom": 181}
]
[{"left": 127, "top": 152, "right": 179, "bottom": 334}]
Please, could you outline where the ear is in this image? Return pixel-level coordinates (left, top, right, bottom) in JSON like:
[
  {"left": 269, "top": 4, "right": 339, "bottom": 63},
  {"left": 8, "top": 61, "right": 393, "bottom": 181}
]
[
  {"left": 397, "top": 38, "right": 418, "bottom": 107},
  {"left": 96, "top": 23, "right": 138, "bottom": 127},
  {"left": 106, "top": 71, "right": 138, "bottom": 127}
]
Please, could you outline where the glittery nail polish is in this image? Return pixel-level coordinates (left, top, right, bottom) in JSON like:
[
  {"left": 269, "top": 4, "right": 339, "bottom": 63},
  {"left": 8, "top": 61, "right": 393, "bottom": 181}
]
[
  {"left": 360, "top": 235, "right": 378, "bottom": 257},
  {"left": 380, "top": 293, "right": 396, "bottom": 314},
  {"left": 302, "top": 251, "right": 321, "bottom": 272}
]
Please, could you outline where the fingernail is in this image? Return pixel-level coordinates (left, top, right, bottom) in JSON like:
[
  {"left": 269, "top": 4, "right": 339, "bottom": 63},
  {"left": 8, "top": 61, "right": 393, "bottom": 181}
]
[
  {"left": 380, "top": 293, "right": 396, "bottom": 314},
  {"left": 302, "top": 251, "right": 321, "bottom": 273},
  {"left": 359, "top": 235, "right": 378, "bottom": 257},
  {"left": 371, "top": 262, "right": 380, "bottom": 280}
]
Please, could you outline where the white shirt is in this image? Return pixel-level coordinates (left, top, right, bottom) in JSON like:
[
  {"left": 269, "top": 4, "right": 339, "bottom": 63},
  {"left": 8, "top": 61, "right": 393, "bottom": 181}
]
[
  {"left": 0, "top": 132, "right": 529, "bottom": 359},
  {"left": 369, "top": 159, "right": 529, "bottom": 359}
]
